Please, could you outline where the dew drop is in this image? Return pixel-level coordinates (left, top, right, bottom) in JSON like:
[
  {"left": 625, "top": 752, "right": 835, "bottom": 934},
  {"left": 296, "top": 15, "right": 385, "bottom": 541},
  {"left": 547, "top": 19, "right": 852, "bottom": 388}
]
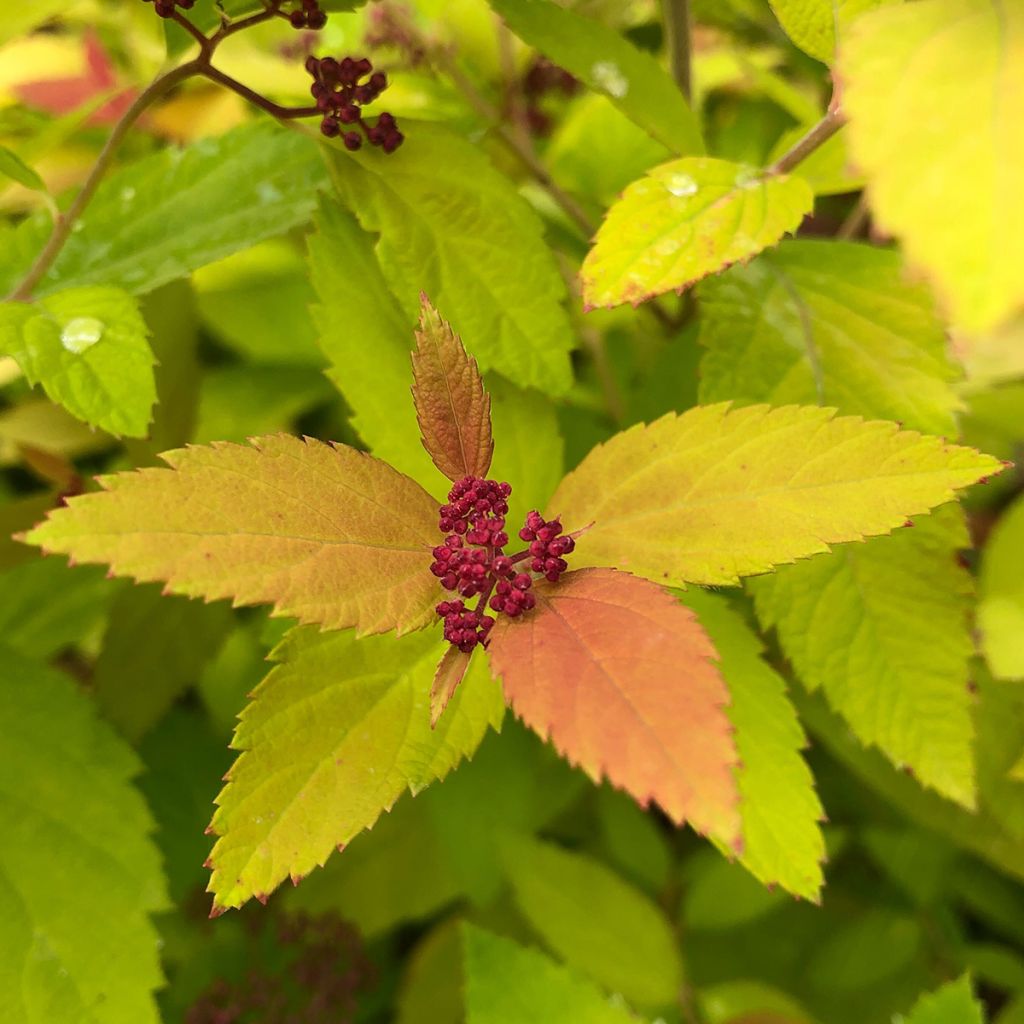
[
  {"left": 666, "top": 173, "right": 698, "bottom": 198},
  {"left": 257, "top": 181, "right": 283, "bottom": 204},
  {"left": 734, "top": 166, "right": 761, "bottom": 189},
  {"left": 60, "top": 317, "right": 104, "bottom": 354},
  {"left": 591, "top": 61, "right": 629, "bottom": 98},
  {"left": 655, "top": 238, "right": 681, "bottom": 256},
  {"left": 120, "top": 185, "right": 136, "bottom": 205}
]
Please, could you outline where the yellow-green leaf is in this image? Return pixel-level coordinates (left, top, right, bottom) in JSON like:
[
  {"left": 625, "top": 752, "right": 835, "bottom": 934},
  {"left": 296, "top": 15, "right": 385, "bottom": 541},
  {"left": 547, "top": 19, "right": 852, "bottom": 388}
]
[
  {"left": 904, "top": 976, "right": 983, "bottom": 1024},
  {"left": 0, "top": 649, "right": 168, "bottom": 1023},
  {"left": 498, "top": 834, "right": 683, "bottom": 1009},
  {"left": 23, "top": 434, "right": 441, "bottom": 636},
  {"left": 680, "top": 589, "right": 826, "bottom": 901},
  {"left": 581, "top": 157, "right": 812, "bottom": 309},
  {"left": 463, "top": 925, "right": 644, "bottom": 1024},
  {"left": 841, "top": 0, "right": 1024, "bottom": 332},
  {"left": 768, "top": 0, "right": 896, "bottom": 63},
  {"left": 979, "top": 492, "right": 1024, "bottom": 681},
  {"left": 0, "top": 288, "right": 156, "bottom": 438},
  {"left": 547, "top": 403, "right": 1000, "bottom": 588},
  {"left": 208, "top": 627, "right": 504, "bottom": 911}
]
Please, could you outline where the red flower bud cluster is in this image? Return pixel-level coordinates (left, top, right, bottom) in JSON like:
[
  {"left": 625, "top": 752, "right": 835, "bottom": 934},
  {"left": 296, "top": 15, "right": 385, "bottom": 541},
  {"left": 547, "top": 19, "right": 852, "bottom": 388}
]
[
  {"left": 305, "top": 55, "right": 403, "bottom": 151},
  {"left": 145, "top": 0, "right": 195, "bottom": 17},
  {"left": 431, "top": 479, "right": 573, "bottom": 652},
  {"left": 286, "top": 0, "right": 327, "bottom": 30},
  {"left": 519, "top": 510, "right": 574, "bottom": 582},
  {"left": 436, "top": 600, "right": 494, "bottom": 653}
]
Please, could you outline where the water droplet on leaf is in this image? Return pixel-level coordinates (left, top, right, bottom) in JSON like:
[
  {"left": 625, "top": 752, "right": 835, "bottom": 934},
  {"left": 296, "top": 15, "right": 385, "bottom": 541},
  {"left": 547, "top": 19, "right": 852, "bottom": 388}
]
[
  {"left": 666, "top": 173, "right": 698, "bottom": 198},
  {"left": 591, "top": 61, "right": 629, "bottom": 98},
  {"left": 60, "top": 317, "right": 104, "bottom": 354}
]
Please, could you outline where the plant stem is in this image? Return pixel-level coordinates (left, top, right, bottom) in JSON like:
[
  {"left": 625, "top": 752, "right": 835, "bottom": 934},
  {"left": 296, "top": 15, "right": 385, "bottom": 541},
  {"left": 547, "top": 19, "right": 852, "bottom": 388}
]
[
  {"left": 836, "top": 192, "right": 869, "bottom": 240},
  {"left": 662, "top": 0, "right": 693, "bottom": 102},
  {"left": 199, "top": 65, "right": 320, "bottom": 120},
  {"left": 5, "top": 60, "right": 202, "bottom": 302},
  {"left": 767, "top": 104, "right": 845, "bottom": 176}
]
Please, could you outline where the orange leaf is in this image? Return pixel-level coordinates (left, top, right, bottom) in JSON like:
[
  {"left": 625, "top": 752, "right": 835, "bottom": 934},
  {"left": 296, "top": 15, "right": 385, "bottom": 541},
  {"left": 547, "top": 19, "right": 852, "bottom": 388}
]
[
  {"left": 430, "top": 646, "right": 472, "bottom": 726},
  {"left": 486, "top": 568, "right": 741, "bottom": 844},
  {"left": 411, "top": 296, "right": 493, "bottom": 482}
]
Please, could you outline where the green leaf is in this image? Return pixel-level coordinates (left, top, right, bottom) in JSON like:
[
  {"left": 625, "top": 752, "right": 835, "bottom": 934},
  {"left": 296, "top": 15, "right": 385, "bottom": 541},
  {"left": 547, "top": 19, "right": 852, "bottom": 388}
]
[
  {"left": 308, "top": 199, "right": 565, "bottom": 522},
  {"left": 840, "top": 0, "right": 1024, "bottom": 332},
  {"left": 548, "top": 402, "right": 1000, "bottom": 588},
  {"left": 904, "top": 976, "right": 984, "bottom": 1024},
  {"left": 0, "top": 123, "right": 326, "bottom": 300},
  {"left": 94, "top": 584, "right": 233, "bottom": 741},
  {"left": 486, "top": 0, "right": 703, "bottom": 155},
  {"left": 24, "top": 434, "right": 443, "bottom": 636},
  {"left": 582, "top": 157, "right": 812, "bottom": 308},
  {"left": 0, "top": 287, "right": 156, "bottom": 437},
  {"left": 752, "top": 507, "right": 977, "bottom": 807},
  {"left": 0, "top": 558, "right": 113, "bottom": 660},
  {"left": 325, "top": 124, "right": 574, "bottom": 395},
  {"left": 698, "top": 241, "right": 978, "bottom": 805},
  {"left": 680, "top": 589, "right": 825, "bottom": 900},
  {"left": 499, "top": 834, "right": 683, "bottom": 1009},
  {"left": 208, "top": 627, "right": 504, "bottom": 911},
  {"left": 698, "top": 240, "right": 962, "bottom": 437},
  {"left": 462, "top": 925, "right": 645, "bottom": 1024},
  {"left": 979, "top": 493, "right": 1024, "bottom": 680},
  {"left": 768, "top": 0, "right": 896, "bottom": 63},
  {"left": 308, "top": 199, "right": 442, "bottom": 492},
  {"left": 0, "top": 145, "right": 46, "bottom": 192},
  {"left": 0, "top": 648, "right": 168, "bottom": 1023}
]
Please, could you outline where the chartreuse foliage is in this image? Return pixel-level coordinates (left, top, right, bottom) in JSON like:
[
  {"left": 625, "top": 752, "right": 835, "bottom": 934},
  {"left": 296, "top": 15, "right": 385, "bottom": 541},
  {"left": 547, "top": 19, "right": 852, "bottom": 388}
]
[
  {"left": 699, "top": 241, "right": 979, "bottom": 805},
  {"left": 549, "top": 402, "right": 998, "bottom": 588},
  {"left": 463, "top": 925, "right": 641, "bottom": 1024},
  {"left": 840, "top": 0, "right": 1024, "bottom": 332},
  {"left": 904, "top": 977, "right": 984, "bottom": 1024},
  {"left": 582, "top": 157, "right": 813, "bottom": 308},
  {"left": 0, "top": 287, "right": 155, "bottom": 437},
  {"left": 979, "top": 493, "right": 1024, "bottom": 681},
  {"left": 0, "top": 649, "right": 167, "bottom": 1023},
  {"left": 208, "top": 627, "right": 503, "bottom": 911},
  {"left": 486, "top": 0, "right": 704, "bottom": 155},
  {"left": 4, "top": 1, "right": 1024, "bottom": 1020}
]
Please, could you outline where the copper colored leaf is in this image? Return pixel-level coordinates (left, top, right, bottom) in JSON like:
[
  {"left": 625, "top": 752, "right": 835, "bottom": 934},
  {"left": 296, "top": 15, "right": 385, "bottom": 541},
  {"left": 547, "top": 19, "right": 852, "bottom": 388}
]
[
  {"left": 412, "top": 298, "right": 494, "bottom": 482},
  {"left": 487, "top": 568, "right": 740, "bottom": 844},
  {"left": 23, "top": 434, "right": 441, "bottom": 636},
  {"left": 431, "top": 646, "right": 473, "bottom": 727}
]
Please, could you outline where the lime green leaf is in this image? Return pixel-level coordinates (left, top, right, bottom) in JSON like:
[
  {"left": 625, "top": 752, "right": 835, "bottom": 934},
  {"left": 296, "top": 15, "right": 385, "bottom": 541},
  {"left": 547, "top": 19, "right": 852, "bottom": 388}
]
[
  {"left": 308, "top": 199, "right": 442, "bottom": 492},
  {"left": 904, "top": 976, "right": 983, "bottom": 1024},
  {"left": 980, "top": 493, "right": 1024, "bottom": 681},
  {"left": 463, "top": 924, "right": 646, "bottom": 1024},
  {"left": 0, "top": 287, "right": 156, "bottom": 437},
  {"left": 768, "top": 0, "right": 895, "bottom": 63},
  {"left": 698, "top": 240, "right": 962, "bottom": 437},
  {"left": 680, "top": 589, "right": 825, "bottom": 900},
  {"left": 698, "top": 980, "right": 814, "bottom": 1024},
  {"left": 549, "top": 402, "right": 1000, "bottom": 588},
  {"left": 0, "top": 649, "right": 168, "bottom": 1023},
  {"left": 487, "top": 0, "right": 703, "bottom": 155},
  {"left": 24, "top": 434, "right": 441, "bottom": 636},
  {"left": 498, "top": 834, "right": 682, "bottom": 1009},
  {"left": 207, "top": 627, "right": 504, "bottom": 911},
  {"left": 0, "top": 145, "right": 45, "bottom": 192},
  {"left": 0, "top": 558, "right": 113, "bottom": 660},
  {"left": 841, "top": 0, "right": 1024, "bottom": 332},
  {"left": 699, "top": 239, "right": 978, "bottom": 806},
  {"left": 547, "top": 94, "right": 672, "bottom": 208},
  {"left": 325, "top": 124, "right": 574, "bottom": 395},
  {"left": 94, "top": 585, "right": 232, "bottom": 741},
  {"left": 683, "top": 850, "right": 786, "bottom": 931},
  {"left": 582, "top": 157, "right": 812, "bottom": 308},
  {"left": 309, "top": 200, "right": 565, "bottom": 520},
  {"left": 0, "top": 123, "right": 326, "bottom": 300},
  {"left": 753, "top": 506, "right": 977, "bottom": 807}
]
